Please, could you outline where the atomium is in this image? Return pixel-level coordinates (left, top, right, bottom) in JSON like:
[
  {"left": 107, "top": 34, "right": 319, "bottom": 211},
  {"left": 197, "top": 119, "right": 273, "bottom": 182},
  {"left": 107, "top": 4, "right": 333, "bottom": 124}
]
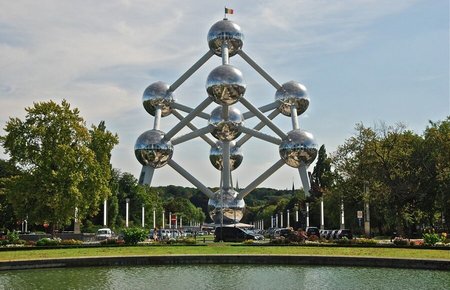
[
  {"left": 208, "top": 19, "right": 244, "bottom": 57},
  {"left": 134, "top": 129, "right": 173, "bottom": 168},
  {"left": 142, "top": 81, "right": 174, "bottom": 117},
  {"left": 209, "top": 141, "right": 243, "bottom": 171},
  {"left": 208, "top": 189, "right": 245, "bottom": 224},
  {"left": 209, "top": 106, "right": 244, "bottom": 141},
  {"left": 276, "top": 81, "right": 309, "bottom": 116},
  {"left": 135, "top": 17, "right": 318, "bottom": 226},
  {"left": 279, "top": 129, "right": 318, "bottom": 168},
  {"left": 206, "top": 64, "right": 246, "bottom": 105}
]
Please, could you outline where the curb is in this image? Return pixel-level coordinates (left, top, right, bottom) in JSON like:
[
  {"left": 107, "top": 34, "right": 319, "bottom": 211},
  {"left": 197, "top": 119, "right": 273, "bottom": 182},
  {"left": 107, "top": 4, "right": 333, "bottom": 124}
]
[{"left": 1, "top": 255, "right": 449, "bottom": 271}]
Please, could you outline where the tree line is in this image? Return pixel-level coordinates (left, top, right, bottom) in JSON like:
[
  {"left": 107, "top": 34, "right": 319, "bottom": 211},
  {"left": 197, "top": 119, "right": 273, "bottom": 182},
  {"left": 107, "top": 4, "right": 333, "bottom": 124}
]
[{"left": 0, "top": 100, "right": 448, "bottom": 235}]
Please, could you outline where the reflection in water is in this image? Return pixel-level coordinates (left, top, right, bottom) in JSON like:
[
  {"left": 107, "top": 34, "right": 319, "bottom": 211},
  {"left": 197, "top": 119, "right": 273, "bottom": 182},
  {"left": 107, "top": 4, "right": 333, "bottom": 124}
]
[{"left": 1, "top": 265, "right": 449, "bottom": 290}]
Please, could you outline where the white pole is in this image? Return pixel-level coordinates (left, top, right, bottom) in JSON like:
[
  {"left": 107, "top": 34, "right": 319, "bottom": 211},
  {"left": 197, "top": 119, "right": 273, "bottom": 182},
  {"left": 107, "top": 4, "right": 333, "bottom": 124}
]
[
  {"left": 162, "top": 211, "right": 165, "bottom": 229},
  {"left": 340, "top": 200, "right": 345, "bottom": 229},
  {"left": 280, "top": 212, "right": 283, "bottom": 228},
  {"left": 271, "top": 216, "right": 274, "bottom": 228},
  {"left": 125, "top": 198, "right": 130, "bottom": 228},
  {"left": 296, "top": 209, "right": 299, "bottom": 222},
  {"left": 169, "top": 212, "right": 172, "bottom": 229},
  {"left": 287, "top": 210, "right": 290, "bottom": 228},
  {"left": 153, "top": 209, "right": 156, "bottom": 229},
  {"left": 142, "top": 205, "right": 145, "bottom": 228},
  {"left": 180, "top": 216, "right": 183, "bottom": 228},
  {"left": 103, "top": 199, "right": 107, "bottom": 226},
  {"left": 306, "top": 202, "right": 310, "bottom": 227},
  {"left": 175, "top": 214, "right": 178, "bottom": 229},
  {"left": 320, "top": 197, "right": 325, "bottom": 230},
  {"left": 275, "top": 214, "right": 278, "bottom": 228}
]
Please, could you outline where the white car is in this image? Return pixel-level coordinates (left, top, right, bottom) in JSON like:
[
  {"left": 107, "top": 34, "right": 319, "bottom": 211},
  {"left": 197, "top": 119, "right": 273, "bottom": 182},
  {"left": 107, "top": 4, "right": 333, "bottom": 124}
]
[{"left": 96, "top": 228, "right": 113, "bottom": 240}]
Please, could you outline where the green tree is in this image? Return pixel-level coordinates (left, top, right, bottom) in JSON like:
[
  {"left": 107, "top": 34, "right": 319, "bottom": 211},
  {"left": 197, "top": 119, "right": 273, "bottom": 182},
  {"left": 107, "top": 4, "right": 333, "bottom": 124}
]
[
  {"left": 0, "top": 159, "right": 20, "bottom": 230},
  {"left": 0, "top": 100, "right": 118, "bottom": 232}
]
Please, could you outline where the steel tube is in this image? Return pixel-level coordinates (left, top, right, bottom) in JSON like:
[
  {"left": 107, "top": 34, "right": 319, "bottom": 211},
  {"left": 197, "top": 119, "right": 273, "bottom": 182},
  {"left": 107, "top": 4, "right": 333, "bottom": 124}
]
[
  {"left": 237, "top": 159, "right": 285, "bottom": 199},
  {"left": 172, "top": 102, "right": 210, "bottom": 119},
  {"left": 172, "top": 110, "right": 216, "bottom": 147},
  {"left": 236, "top": 109, "right": 280, "bottom": 147},
  {"left": 237, "top": 50, "right": 282, "bottom": 90},
  {"left": 239, "top": 126, "right": 282, "bottom": 145},
  {"left": 164, "top": 98, "right": 212, "bottom": 140},
  {"left": 242, "top": 102, "right": 279, "bottom": 119},
  {"left": 240, "top": 97, "right": 286, "bottom": 139},
  {"left": 168, "top": 159, "right": 214, "bottom": 199},
  {"left": 169, "top": 50, "right": 214, "bottom": 92},
  {"left": 171, "top": 125, "right": 213, "bottom": 145}
]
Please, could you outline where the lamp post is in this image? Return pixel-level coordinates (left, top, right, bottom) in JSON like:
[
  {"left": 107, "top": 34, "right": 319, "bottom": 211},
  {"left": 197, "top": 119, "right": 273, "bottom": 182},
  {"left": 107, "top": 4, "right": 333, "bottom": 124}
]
[
  {"left": 125, "top": 198, "right": 130, "bottom": 228},
  {"left": 306, "top": 202, "right": 310, "bottom": 227},
  {"left": 103, "top": 199, "right": 107, "bottom": 227},
  {"left": 364, "top": 181, "right": 371, "bottom": 236},
  {"left": 287, "top": 209, "right": 290, "bottom": 228},
  {"left": 153, "top": 208, "right": 156, "bottom": 229}
]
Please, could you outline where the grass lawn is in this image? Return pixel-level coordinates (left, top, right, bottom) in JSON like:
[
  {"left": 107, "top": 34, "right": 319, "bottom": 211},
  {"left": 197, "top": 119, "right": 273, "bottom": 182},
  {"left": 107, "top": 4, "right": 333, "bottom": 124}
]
[{"left": 1, "top": 245, "right": 449, "bottom": 261}]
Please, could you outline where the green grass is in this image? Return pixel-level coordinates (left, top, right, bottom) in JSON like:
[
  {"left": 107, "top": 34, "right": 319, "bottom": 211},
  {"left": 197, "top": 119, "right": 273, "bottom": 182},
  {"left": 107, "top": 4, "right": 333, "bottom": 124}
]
[{"left": 1, "top": 245, "right": 449, "bottom": 261}]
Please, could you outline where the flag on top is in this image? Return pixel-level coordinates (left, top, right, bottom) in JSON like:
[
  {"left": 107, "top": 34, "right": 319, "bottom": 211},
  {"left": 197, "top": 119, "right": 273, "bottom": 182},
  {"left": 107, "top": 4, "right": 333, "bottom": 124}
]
[{"left": 225, "top": 7, "right": 234, "bottom": 15}]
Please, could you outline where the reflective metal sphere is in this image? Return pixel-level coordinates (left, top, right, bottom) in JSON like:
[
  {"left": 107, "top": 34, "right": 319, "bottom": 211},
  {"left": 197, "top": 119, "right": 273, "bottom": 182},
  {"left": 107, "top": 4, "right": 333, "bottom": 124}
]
[
  {"left": 142, "top": 81, "right": 174, "bottom": 117},
  {"left": 206, "top": 65, "right": 246, "bottom": 105},
  {"left": 134, "top": 130, "right": 173, "bottom": 168},
  {"left": 209, "top": 141, "right": 243, "bottom": 171},
  {"left": 279, "top": 129, "right": 318, "bottom": 168},
  {"left": 275, "top": 81, "right": 309, "bottom": 116},
  {"left": 207, "top": 19, "right": 243, "bottom": 57},
  {"left": 208, "top": 189, "right": 245, "bottom": 224},
  {"left": 209, "top": 106, "right": 244, "bottom": 141}
]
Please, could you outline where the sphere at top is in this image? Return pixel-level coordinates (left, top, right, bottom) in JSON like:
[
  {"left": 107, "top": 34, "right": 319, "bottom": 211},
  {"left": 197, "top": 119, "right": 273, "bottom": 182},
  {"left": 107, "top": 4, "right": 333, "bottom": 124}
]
[
  {"left": 209, "top": 106, "right": 244, "bottom": 141},
  {"left": 206, "top": 65, "right": 246, "bottom": 105},
  {"left": 134, "top": 129, "right": 173, "bottom": 168},
  {"left": 279, "top": 129, "right": 318, "bottom": 168},
  {"left": 142, "top": 81, "right": 174, "bottom": 117},
  {"left": 209, "top": 141, "right": 243, "bottom": 171},
  {"left": 208, "top": 188, "right": 245, "bottom": 224},
  {"left": 208, "top": 19, "right": 244, "bottom": 57},
  {"left": 275, "top": 81, "right": 309, "bottom": 116}
]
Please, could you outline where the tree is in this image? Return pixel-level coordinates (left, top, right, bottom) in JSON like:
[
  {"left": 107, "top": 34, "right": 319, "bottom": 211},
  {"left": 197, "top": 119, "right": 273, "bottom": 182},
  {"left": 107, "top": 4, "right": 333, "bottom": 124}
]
[
  {"left": 0, "top": 100, "right": 118, "bottom": 232},
  {"left": 0, "top": 159, "right": 20, "bottom": 230}
]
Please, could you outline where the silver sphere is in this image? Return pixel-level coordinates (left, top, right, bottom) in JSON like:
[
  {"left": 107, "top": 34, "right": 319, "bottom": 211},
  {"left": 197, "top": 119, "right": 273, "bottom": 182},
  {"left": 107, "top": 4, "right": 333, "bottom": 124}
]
[
  {"left": 209, "top": 106, "right": 244, "bottom": 141},
  {"left": 208, "top": 189, "right": 245, "bottom": 224},
  {"left": 275, "top": 81, "right": 309, "bottom": 116},
  {"left": 209, "top": 141, "right": 243, "bottom": 171},
  {"left": 279, "top": 129, "right": 318, "bottom": 168},
  {"left": 134, "top": 129, "right": 173, "bottom": 168},
  {"left": 142, "top": 81, "right": 174, "bottom": 117},
  {"left": 208, "top": 19, "right": 243, "bottom": 57},
  {"left": 206, "top": 64, "right": 246, "bottom": 105}
]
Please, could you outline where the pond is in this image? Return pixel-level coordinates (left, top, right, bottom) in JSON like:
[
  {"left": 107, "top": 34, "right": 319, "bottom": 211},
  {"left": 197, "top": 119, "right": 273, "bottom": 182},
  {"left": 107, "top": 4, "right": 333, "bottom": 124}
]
[{"left": 0, "top": 264, "right": 448, "bottom": 289}]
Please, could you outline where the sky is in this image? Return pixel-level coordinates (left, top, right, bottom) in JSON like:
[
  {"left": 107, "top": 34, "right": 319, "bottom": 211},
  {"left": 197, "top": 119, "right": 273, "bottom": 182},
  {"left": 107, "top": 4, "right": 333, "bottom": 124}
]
[{"left": 0, "top": 0, "right": 448, "bottom": 190}]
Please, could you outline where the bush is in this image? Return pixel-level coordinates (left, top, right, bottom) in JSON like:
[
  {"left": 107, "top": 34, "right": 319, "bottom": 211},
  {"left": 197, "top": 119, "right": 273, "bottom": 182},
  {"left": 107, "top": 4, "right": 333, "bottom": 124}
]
[
  {"left": 6, "top": 231, "right": 20, "bottom": 244},
  {"left": 60, "top": 239, "right": 83, "bottom": 245},
  {"left": 122, "top": 227, "right": 147, "bottom": 245},
  {"left": 335, "top": 237, "right": 351, "bottom": 245},
  {"left": 393, "top": 237, "right": 408, "bottom": 246},
  {"left": 355, "top": 238, "right": 378, "bottom": 245},
  {"left": 100, "top": 238, "right": 120, "bottom": 245},
  {"left": 177, "top": 237, "right": 196, "bottom": 245},
  {"left": 423, "top": 231, "right": 445, "bottom": 246},
  {"left": 36, "top": 238, "right": 60, "bottom": 246}
]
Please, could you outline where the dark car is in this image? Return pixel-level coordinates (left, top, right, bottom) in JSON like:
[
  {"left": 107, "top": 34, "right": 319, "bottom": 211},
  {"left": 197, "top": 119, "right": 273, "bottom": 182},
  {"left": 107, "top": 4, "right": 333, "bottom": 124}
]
[
  {"left": 214, "top": 227, "right": 263, "bottom": 242},
  {"left": 337, "top": 229, "right": 353, "bottom": 240},
  {"left": 305, "top": 227, "right": 320, "bottom": 238}
]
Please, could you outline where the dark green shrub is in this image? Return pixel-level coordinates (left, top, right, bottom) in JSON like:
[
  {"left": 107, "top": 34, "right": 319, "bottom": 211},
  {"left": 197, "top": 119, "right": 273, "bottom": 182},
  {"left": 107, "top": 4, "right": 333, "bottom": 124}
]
[
  {"left": 423, "top": 232, "right": 443, "bottom": 246},
  {"left": 122, "top": 227, "right": 147, "bottom": 245},
  {"left": 355, "top": 238, "right": 378, "bottom": 245},
  {"left": 6, "top": 231, "right": 20, "bottom": 244},
  {"left": 335, "top": 237, "right": 351, "bottom": 245}
]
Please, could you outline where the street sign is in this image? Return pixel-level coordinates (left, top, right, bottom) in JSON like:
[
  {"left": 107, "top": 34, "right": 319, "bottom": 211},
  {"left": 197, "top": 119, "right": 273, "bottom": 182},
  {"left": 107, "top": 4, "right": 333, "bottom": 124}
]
[{"left": 357, "top": 210, "right": 363, "bottom": 219}]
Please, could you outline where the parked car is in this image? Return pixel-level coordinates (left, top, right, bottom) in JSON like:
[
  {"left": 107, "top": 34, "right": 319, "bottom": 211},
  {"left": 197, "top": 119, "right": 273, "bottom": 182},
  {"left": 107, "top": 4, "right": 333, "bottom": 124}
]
[
  {"left": 305, "top": 227, "right": 320, "bottom": 238},
  {"left": 320, "top": 229, "right": 331, "bottom": 239},
  {"left": 330, "top": 230, "right": 339, "bottom": 239},
  {"left": 96, "top": 228, "right": 113, "bottom": 240},
  {"left": 337, "top": 229, "right": 353, "bottom": 240},
  {"left": 214, "top": 227, "right": 263, "bottom": 242}
]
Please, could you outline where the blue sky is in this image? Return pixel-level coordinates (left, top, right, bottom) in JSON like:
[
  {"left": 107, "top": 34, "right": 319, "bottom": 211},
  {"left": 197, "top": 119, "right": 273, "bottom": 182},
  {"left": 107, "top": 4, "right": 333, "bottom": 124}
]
[{"left": 0, "top": 0, "right": 448, "bottom": 190}]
